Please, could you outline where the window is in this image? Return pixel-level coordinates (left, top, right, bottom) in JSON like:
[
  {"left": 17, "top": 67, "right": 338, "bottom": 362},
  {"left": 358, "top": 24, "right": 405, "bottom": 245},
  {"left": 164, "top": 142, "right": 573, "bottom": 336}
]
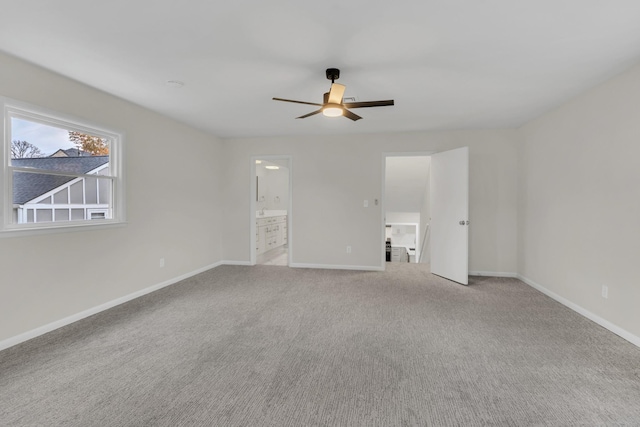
[{"left": 2, "top": 98, "right": 124, "bottom": 234}]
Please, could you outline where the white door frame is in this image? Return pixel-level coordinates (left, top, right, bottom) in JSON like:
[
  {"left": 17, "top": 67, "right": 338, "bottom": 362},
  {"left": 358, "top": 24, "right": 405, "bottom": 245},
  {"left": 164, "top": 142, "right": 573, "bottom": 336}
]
[
  {"left": 381, "top": 151, "right": 434, "bottom": 270},
  {"left": 250, "top": 155, "right": 293, "bottom": 266}
]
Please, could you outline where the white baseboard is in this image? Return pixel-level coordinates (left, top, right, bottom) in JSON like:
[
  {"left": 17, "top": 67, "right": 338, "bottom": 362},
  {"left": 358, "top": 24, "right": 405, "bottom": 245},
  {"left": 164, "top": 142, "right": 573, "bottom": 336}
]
[
  {"left": 469, "top": 271, "right": 518, "bottom": 278},
  {"left": 517, "top": 274, "right": 640, "bottom": 349},
  {"left": 290, "top": 263, "right": 385, "bottom": 272},
  {"left": 221, "top": 260, "right": 253, "bottom": 266},
  {"left": 0, "top": 261, "right": 224, "bottom": 352}
]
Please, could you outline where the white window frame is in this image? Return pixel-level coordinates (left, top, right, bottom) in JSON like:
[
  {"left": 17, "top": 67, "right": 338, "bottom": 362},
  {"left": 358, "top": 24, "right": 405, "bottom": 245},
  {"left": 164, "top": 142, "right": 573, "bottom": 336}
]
[{"left": 1, "top": 97, "right": 125, "bottom": 236}]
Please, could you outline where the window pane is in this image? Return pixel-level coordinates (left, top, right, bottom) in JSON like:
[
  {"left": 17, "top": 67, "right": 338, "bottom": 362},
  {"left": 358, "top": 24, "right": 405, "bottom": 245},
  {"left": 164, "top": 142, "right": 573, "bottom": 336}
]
[
  {"left": 10, "top": 118, "right": 110, "bottom": 172},
  {"left": 4, "top": 103, "right": 121, "bottom": 231},
  {"left": 12, "top": 171, "right": 113, "bottom": 225}
]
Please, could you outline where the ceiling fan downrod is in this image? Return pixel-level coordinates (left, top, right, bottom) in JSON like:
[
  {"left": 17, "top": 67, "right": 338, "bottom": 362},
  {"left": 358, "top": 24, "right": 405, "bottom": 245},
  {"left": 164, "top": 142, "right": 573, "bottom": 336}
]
[{"left": 326, "top": 68, "right": 340, "bottom": 83}]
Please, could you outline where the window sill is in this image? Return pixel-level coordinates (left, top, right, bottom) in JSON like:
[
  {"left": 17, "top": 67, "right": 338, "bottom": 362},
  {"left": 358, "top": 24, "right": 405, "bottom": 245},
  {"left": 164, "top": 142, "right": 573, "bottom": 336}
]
[{"left": 0, "top": 220, "right": 127, "bottom": 238}]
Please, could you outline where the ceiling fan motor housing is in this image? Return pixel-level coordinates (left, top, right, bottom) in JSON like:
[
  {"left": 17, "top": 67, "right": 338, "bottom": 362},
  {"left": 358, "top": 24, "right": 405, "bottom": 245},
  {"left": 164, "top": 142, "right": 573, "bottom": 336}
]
[{"left": 326, "top": 68, "right": 340, "bottom": 82}]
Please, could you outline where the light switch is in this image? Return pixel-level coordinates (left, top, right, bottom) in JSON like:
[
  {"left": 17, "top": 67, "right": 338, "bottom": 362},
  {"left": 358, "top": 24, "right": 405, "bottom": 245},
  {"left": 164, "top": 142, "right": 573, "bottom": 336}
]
[{"left": 364, "top": 200, "right": 369, "bottom": 208}]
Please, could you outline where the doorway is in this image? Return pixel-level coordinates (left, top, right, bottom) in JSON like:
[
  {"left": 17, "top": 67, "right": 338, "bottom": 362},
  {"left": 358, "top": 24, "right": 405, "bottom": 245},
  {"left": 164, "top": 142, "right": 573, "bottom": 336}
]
[
  {"left": 383, "top": 148, "right": 470, "bottom": 284},
  {"left": 251, "top": 156, "right": 292, "bottom": 266},
  {"left": 383, "top": 154, "right": 431, "bottom": 266}
]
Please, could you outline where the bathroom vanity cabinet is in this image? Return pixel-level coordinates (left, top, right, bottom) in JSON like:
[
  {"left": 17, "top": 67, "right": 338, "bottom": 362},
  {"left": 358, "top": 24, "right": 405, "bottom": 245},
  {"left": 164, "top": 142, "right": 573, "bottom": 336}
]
[{"left": 256, "top": 215, "right": 287, "bottom": 255}]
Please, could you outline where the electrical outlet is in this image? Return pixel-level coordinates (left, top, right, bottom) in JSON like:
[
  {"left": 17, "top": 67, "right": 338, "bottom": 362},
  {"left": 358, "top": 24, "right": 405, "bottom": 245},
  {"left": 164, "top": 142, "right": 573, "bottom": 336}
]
[
  {"left": 363, "top": 200, "right": 369, "bottom": 208},
  {"left": 346, "top": 246, "right": 352, "bottom": 254},
  {"left": 601, "top": 285, "right": 608, "bottom": 299},
  {"left": 159, "top": 258, "right": 165, "bottom": 268}
]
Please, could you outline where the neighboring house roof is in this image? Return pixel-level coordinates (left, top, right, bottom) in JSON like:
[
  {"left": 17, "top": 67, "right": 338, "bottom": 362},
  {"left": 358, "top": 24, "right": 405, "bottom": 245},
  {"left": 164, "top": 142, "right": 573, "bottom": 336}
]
[
  {"left": 49, "top": 148, "right": 92, "bottom": 157},
  {"left": 12, "top": 156, "right": 109, "bottom": 204}
]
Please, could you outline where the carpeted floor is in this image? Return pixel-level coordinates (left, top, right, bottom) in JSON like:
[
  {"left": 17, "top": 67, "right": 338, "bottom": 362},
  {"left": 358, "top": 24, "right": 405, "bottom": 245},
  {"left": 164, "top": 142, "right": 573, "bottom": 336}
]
[{"left": 1, "top": 264, "right": 639, "bottom": 426}]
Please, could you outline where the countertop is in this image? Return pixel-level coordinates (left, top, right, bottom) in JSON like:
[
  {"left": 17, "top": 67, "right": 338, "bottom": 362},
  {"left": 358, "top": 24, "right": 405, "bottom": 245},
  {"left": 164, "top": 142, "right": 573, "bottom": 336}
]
[{"left": 256, "top": 210, "right": 287, "bottom": 218}]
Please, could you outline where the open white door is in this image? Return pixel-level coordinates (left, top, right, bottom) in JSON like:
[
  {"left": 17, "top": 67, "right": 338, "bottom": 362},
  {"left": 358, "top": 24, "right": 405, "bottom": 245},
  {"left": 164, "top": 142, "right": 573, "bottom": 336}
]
[{"left": 430, "top": 147, "right": 469, "bottom": 285}]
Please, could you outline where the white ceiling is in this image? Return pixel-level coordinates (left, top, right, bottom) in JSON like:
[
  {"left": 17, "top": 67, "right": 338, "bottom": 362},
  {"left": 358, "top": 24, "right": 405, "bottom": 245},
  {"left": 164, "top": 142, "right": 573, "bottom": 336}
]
[{"left": 2, "top": 1, "right": 640, "bottom": 139}]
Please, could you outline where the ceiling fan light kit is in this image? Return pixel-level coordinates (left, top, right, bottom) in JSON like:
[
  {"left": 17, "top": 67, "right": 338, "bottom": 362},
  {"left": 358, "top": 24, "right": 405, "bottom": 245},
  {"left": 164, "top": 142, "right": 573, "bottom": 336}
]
[
  {"left": 322, "top": 104, "right": 343, "bottom": 117},
  {"left": 273, "top": 68, "right": 394, "bottom": 121}
]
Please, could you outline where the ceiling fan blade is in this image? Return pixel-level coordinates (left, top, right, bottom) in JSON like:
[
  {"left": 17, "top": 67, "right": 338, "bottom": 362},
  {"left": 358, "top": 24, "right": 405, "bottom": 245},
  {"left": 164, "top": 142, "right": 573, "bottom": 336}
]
[
  {"left": 296, "top": 109, "right": 323, "bottom": 119},
  {"left": 327, "top": 83, "right": 346, "bottom": 104},
  {"left": 342, "top": 108, "right": 362, "bottom": 121},
  {"left": 273, "top": 97, "right": 322, "bottom": 107},
  {"left": 343, "top": 100, "right": 394, "bottom": 109}
]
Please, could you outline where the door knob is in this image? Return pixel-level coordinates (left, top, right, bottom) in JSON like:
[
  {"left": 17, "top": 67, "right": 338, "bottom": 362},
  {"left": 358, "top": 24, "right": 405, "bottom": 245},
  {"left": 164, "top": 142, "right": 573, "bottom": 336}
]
[{"left": 459, "top": 220, "right": 465, "bottom": 225}]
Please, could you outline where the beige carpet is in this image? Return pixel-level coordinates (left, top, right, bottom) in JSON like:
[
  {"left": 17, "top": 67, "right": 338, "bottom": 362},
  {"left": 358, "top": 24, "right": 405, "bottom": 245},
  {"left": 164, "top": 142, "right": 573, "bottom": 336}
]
[{"left": 1, "top": 263, "right": 639, "bottom": 426}]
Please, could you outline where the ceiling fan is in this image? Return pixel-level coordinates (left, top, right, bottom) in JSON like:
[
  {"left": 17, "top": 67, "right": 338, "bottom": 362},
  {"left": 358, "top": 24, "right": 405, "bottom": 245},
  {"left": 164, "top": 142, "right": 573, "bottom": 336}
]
[{"left": 272, "top": 68, "right": 394, "bottom": 121}]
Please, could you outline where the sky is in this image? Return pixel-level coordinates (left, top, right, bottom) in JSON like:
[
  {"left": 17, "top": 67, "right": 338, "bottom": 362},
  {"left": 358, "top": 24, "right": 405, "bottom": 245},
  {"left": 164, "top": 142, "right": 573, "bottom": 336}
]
[{"left": 11, "top": 117, "right": 74, "bottom": 155}]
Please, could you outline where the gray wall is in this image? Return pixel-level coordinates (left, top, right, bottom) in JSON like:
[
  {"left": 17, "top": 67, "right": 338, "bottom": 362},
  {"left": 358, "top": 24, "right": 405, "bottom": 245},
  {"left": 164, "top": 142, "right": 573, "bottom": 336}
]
[
  {"left": 518, "top": 62, "right": 640, "bottom": 340},
  {"left": 0, "top": 52, "right": 224, "bottom": 343},
  {"left": 385, "top": 156, "right": 430, "bottom": 213},
  {"left": 221, "top": 131, "right": 519, "bottom": 272}
]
